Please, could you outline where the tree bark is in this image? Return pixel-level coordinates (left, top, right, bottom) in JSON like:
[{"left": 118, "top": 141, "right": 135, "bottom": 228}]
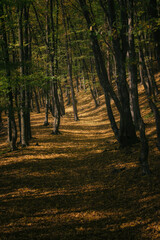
[
  {"left": 139, "top": 40, "right": 160, "bottom": 150},
  {"left": 127, "top": 0, "right": 150, "bottom": 174},
  {"left": 61, "top": 0, "right": 79, "bottom": 121},
  {"left": 18, "top": 4, "right": 29, "bottom": 147},
  {"left": 148, "top": 0, "right": 160, "bottom": 68},
  {"left": 59, "top": 82, "right": 65, "bottom": 116},
  {"left": 33, "top": 88, "right": 40, "bottom": 113},
  {"left": 24, "top": 4, "right": 32, "bottom": 140},
  {"left": 50, "top": 0, "right": 61, "bottom": 134},
  {"left": 0, "top": 3, "right": 17, "bottom": 150},
  {"left": 79, "top": 0, "right": 138, "bottom": 147},
  {"left": 107, "top": 0, "right": 138, "bottom": 147}
]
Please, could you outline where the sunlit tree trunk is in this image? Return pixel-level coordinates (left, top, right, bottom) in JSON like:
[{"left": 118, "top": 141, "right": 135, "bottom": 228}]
[{"left": 18, "top": 4, "right": 28, "bottom": 147}]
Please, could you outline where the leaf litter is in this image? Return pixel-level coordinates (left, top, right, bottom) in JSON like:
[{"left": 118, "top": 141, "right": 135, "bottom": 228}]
[{"left": 0, "top": 85, "right": 160, "bottom": 240}]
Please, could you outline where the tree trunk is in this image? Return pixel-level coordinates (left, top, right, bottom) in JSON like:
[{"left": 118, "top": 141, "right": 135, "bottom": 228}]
[
  {"left": 89, "top": 83, "right": 99, "bottom": 108},
  {"left": 107, "top": 0, "right": 138, "bottom": 147},
  {"left": 15, "top": 88, "right": 21, "bottom": 142},
  {"left": 65, "top": 82, "right": 71, "bottom": 106},
  {"left": 68, "top": 60, "right": 79, "bottom": 121},
  {"left": 50, "top": 81, "right": 61, "bottom": 134},
  {"left": 90, "top": 60, "right": 100, "bottom": 105},
  {"left": 139, "top": 41, "right": 160, "bottom": 150},
  {"left": 148, "top": 0, "right": 160, "bottom": 68},
  {"left": 33, "top": 89, "right": 40, "bottom": 113},
  {"left": 61, "top": 0, "right": 79, "bottom": 121},
  {"left": 79, "top": 0, "right": 138, "bottom": 147},
  {"left": 18, "top": 5, "right": 28, "bottom": 147},
  {"left": 24, "top": 4, "right": 32, "bottom": 140},
  {"left": 50, "top": 0, "right": 61, "bottom": 134},
  {"left": 75, "top": 76, "right": 79, "bottom": 93},
  {"left": 30, "top": 89, "right": 35, "bottom": 111},
  {"left": 44, "top": 97, "right": 49, "bottom": 126},
  {"left": 127, "top": 0, "right": 150, "bottom": 174},
  {"left": 44, "top": 87, "right": 49, "bottom": 126},
  {"left": 0, "top": 3, "right": 17, "bottom": 150},
  {"left": 0, "top": 108, "right": 2, "bottom": 127},
  {"left": 59, "top": 82, "right": 65, "bottom": 116}
]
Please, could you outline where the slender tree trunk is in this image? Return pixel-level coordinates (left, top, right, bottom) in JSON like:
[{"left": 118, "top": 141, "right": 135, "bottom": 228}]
[
  {"left": 128, "top": 0, "right": 150, "bottom": 174},
  {"left": 148, "top": 0, "right": 160, "bottom": 68},
  {"left": 75, "top": 76, "right": 79, "bottom": 93},
  {"left": 139, "top": 40, "right": 160, "bottom": 150},
  {"left": 0, "top": 3, "right": 17, "bottom": 150},
  {"left": 49, "top": 0, "right": 61, "bottom": 134},
  {"left": 24, "top": 4, "right": 32, "bottom": 140},
  {"left": 90, "top": 59, "right": 100, "bottom": 105},
  {"left": 0, "top": 108, "right": 2, "bottom": 127},
  {"left": 104, "top": 91, "right": 120, "bottom": 141},
  {"left": 61, "top": 0, "right": 79, "bottom": 121},
  {"left": 10, "top": 9, "right": 21, "bottom": 143},
  {"left": 41, "top": 91, "right": 45, "bottom": 107},
  {"left": 44, "top": 79, "right": 49, "bottom": 126},
  {"left": 75, "top": 60, "right": 79, "bottom": 92},
  {"left": 50, "top": 81, "right": 61, "bottom": 134},
  {"left": 44, "top": 95, "right": 49, "bottom": 126},
  {"left": 144, "top": 49, "right": 159, "bottom": 98},
  {"left": 33, "top": 88, "right": 40, "bottom": 113},
  {"left": 15, "top": 88, "right": 21, "bottom": 141},
  {"left": 89, "top": 84, "right": 99, "bottom": 108},
  {"left": 18, "top": 4, "right": 29, "bottom": 147},
  {"left": 59, "top": 82, "right": 65, "bottom": 116},
  {"left": 30, "top": 89, "right": 34, "bottom": 111},
  {"left": 68, "top": 61, "right": 79, "bottom": 121},
  {"left": 65, "top": 80, "right": 71, "bottom": 105},
  {"left": 82, "top": 71, "right": 86, "bottom": 91}
]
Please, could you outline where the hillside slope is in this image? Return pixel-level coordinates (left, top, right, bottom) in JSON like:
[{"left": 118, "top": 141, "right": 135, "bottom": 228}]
[{"left": 0, "top": 85, "right": 160, "bottom": 240}]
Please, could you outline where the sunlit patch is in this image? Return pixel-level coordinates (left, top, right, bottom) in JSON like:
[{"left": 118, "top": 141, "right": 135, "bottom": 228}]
[
  {"left": 113, "top": 162, "right": 138, "bottom": 169},
  {"left": 139, "top": 194, "right": 160, "bottom": 203},
  {"left": 120, "top": 219, "right": 148, "bottom": 229}
]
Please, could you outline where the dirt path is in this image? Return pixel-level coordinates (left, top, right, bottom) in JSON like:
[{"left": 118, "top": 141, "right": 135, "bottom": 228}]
[{"left": 0, "top": 93, "right": 160, "bottom": 240}]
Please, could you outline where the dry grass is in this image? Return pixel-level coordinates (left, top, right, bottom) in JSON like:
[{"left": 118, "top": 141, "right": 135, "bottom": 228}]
[{"left": 0, "top": 83, "right": 160, "bottom": 240}]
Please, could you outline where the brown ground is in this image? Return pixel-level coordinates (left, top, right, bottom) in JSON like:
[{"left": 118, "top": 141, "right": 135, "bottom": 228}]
[{"left": 0, "top": 82, "right": 160, "bottom": 240}]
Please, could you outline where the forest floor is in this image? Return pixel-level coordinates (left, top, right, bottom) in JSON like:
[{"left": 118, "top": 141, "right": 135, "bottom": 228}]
[{"left": 0, "top": 78, "right": 160, "bottom": 240}]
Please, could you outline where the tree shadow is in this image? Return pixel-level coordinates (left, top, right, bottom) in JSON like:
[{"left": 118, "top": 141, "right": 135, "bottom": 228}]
[{"left": 0, "top": 90, "right": 160, "bottom": 240}]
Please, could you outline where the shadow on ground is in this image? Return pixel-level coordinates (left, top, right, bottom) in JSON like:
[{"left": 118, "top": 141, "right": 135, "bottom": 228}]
[{"left": 0, "top": 92, "right": 160, "bottom": 240}]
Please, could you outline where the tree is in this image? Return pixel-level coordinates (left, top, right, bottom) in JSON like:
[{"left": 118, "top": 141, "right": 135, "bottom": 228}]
[
  {"left": 61, "top": 0, "right": 79, "bottom": 121},
  {"left": 0, "top": 2, "right": 17, "bottom": 150},
  {"left": 127, "top": 0, "right": 150, "bottom": 174},
  {"left": 18, "top": 3, "right": 29, "bottom": 146},
  {"left": 78, "top": 0, "right": 138, "bottom": 147}
]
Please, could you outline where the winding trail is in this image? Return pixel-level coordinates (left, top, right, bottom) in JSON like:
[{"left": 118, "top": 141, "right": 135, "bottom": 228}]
[{"left": 0, "top": 92, "right": 160, "bottom": 240}]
